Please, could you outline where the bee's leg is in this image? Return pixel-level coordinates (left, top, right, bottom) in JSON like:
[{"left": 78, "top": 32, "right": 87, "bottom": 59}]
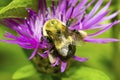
[
  {"left": 48, "top": 50, "right": 56, "bottom": 64},
  {"left": 48, "top": 49, "right": 58, "bottom": 64}
]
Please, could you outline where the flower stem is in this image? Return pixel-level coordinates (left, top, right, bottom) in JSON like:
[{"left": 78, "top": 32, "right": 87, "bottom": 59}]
[
  {"left": 51, "top": 75, "right": 62, "bottom": 80},
  {"left": 111, "top": 1, "right": 120, "bottom": 80}
]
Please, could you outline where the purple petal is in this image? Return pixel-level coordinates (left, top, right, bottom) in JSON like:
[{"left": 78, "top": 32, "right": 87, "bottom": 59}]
[
  {"left": 38, "top": 0, "right": 47, "bottom": 13},
  {"left": 51, "top": 0, "right": 55, "bottom": 15},
  {"left": 94, "top": 0, "right": 111, "bottom": 18},
  {"left": 61, "top": 61, "right": 67, "bottom": 72},
  {"left": 58, "top": 0, "right": 68, "bottom": 14},
  {"left": 75, "top": 0, "right": 88, "bottom": 8},
  {"left": 88, "top": 20, "right": 120, "bottom": 37},
  {"left": 85, "top": 0, "right": 95, "bottom": 9},
  {"left": 33, "top": 17, "right": 43, "bottom": 41},
  {"left": 72, "top": 7, "right": 85, "bottom": 19},
  {"left": 18, "top": 43, "right": 36, "bottom": 49},
  {"left": 69, "top": 0, "right": 78, "bottom": 6},
  {"left": 87, "top": 23, "right": 109, "bottom": 30},
  {"left": 73, "top": 0, "right": 88, "bottom": 14},
  {"left": 84, "top": 37, "right": 119, "bottom": 44},
  {"left": 38, "top": 50, "right": 49, "bottom": 58},
  {"left": 65, "top": 6, "right": 74, "bottom": 20},
  {"left": 0, "top": 19, "right": 19, "bottom": 30},
  {"left": 83, "top": 11, "right": 109, "bottom": 29},
  {"left": 29, "top": 44, "right": 39, "bottom": 60},
  {"left": 82, "top": 0, "right": 111, "bottom": 29},
  {"left": 72, "top": 0, "right": 93, "bottom": 20},
  {"left": 0, "top": 40, "right": 19, "bottom": 44},
  {"left": 68, "top": 22, "right": 80, "bottom": 30},
  {"left": 1, "top": 34, "right": 37, "bottom": 49},
  {"left": 2, "top": 19, "right": 32, "bottom": 37},
  {"left": 78, "top": 0, "right": 95, "bottom": 21},
  {"left": 40, "top": 39, "right": 51, "bottom": 49},
  {"left": 83, "top": 0, "right": 103, "bottom": 23},
  {"left": 51, "top": 57, "right": 60, "bottom": 67},
  {"left": 27, "top": 8, "right": 37, "bottom": 19},
  {"left": 24, "top": 19, "right": 33, "bottom": 35},
  {"left": 73, "top": 56, "right": 88, "bottom": 62},
  {"left": 4, "top": 32, "right": 17, "bottom": 39},
  {"left": 1, "top": 40, "right": 36, "bottom": 49},
  {"left": 102, "top": 11, "right": 120, "bottom": 21},
  {"left": 38, "top": 53, "right": 48, "bottom": 58},
  {"left": 70, "top": 22, "right": 83, "bottom": 30}
]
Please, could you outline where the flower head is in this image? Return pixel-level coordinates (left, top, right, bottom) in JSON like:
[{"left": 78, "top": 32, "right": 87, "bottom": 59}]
[{"left": 0, "top": 0, "right": 119, "bottom": 72}]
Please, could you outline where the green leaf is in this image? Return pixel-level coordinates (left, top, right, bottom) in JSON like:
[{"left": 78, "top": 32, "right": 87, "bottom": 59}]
[
  {"left": 12, "top": 64, "right": 37, "bottom": 79},
  {"left": 0, "top": 0, "right": 12, "bottom": 7},
  {"left": 0, "top": 0, "right": 38, "bottom": 19},
  {"left": 63, "top": 67, "right": 111, "bottom": 80}
]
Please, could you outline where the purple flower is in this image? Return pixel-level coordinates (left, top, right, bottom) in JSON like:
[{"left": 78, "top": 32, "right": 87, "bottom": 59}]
[{"left": 0, "top": 0, "right": 119, "bottom": 72}]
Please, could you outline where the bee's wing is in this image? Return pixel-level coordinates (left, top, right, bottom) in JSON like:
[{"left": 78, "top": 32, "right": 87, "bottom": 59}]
[{"left": 71, "top": 31, "right": 85, "bottom": 46}]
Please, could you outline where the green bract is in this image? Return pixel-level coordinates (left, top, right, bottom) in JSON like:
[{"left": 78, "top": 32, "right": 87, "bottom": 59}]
[
  {"left": 12, "top": 64, "right": 37, "bottom": 79},
  {"left": 63, "top": 67, "right": 111, "bottom": 80},
  {"left": 0, "top": 0, "right": 37, "bottom": 19}
]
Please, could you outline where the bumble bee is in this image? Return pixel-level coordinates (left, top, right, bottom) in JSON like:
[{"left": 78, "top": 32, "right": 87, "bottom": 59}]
[{"left": 43, "top": 19, "right": 87, "bottom": 64}]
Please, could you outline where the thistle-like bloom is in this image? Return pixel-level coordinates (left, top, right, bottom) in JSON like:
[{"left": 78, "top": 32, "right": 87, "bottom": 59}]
[{"left": 0, "top": 0, "right": 119, "bottom": 72}]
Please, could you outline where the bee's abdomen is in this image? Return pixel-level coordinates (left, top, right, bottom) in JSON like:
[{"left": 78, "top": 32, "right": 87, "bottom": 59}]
[
  {"left": 59, "top": 44, "right": 76, "bottom": 60},
  {"left": 67, "top": 44, "right": 76, "bottom": 58}
]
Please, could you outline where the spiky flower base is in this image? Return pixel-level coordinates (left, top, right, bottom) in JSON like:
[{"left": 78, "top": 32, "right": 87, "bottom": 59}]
[{"left": 33, "top": 55, "right": 61, "bottom": 74}]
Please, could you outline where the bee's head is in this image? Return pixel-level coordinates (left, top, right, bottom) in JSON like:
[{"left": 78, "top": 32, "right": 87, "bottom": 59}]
[{"left": 43, "top": 19, "right": 67, "bottom": 38}]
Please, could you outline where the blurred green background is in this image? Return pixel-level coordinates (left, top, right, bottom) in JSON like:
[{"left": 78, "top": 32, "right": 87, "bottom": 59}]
[{"left": 0, "top": 0, "right": 120, "bottom": 80}]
